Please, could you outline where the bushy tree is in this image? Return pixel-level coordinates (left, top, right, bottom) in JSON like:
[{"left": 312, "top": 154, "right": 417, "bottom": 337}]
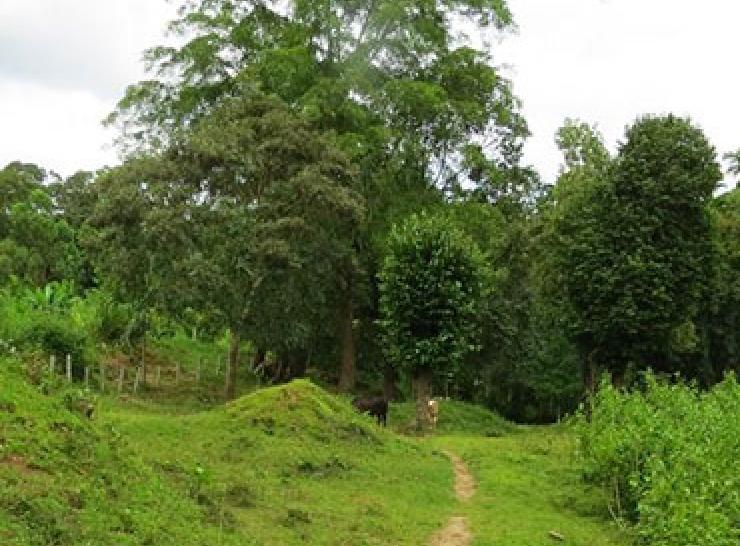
[
  {"left": 549, "top": 115, "right": 722, "bottom": 388},
  {"left": 0, "top": 163, "right": 82, "bottom": 287},
  {"left": 379, "top": 212, "right": 489, "bottom": 428},
  {"left": 88, "top": 94, "right": 363, "bottom": 397},
  {"left": 707, "top": 187, "right": 740, "bottom": 379}
]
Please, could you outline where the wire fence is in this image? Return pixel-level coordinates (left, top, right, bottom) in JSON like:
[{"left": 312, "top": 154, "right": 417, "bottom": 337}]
[{"left": 46, "top": 353, "right": 231, "bottom": 395}]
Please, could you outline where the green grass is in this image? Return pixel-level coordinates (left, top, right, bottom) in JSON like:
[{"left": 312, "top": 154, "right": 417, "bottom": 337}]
[
  {"left": 100, "top": 379, "right": 455, "bottom": 545},
  {"left": 0, "top": 357, "right": 222, "bottom": 546},
  {"left": 390, "top": 398, "right": 515, "bottom": 436},
  {"left": 3, "top": 350, "right": 633, "bottom": 546},
  {"left": 429, "top": 428, "right": 632, "bottom": 546}
]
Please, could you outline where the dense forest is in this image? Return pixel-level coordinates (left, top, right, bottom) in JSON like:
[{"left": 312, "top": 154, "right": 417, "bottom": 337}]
[{"left": 1, "top": 1, "right": 738, "bottom": 545}]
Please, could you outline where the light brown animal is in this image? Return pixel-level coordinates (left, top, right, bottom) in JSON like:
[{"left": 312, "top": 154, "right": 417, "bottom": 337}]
[{"left": 428, "top": 399, "right": 439, "bottom": 427}]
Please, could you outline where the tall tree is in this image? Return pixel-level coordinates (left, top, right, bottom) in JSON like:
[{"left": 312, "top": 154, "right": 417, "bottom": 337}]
[
  {"left": 707, "top": 187, "right": 740, "bottom": 379},
  {"left": 108, "top": 0, "right": 528, "bottom": 391},
  {"left": 89, "top": 94, "right": 363, "bottom": 397},
  {"left": 549, "top": 115, "right": 722, "bottom": 388}
]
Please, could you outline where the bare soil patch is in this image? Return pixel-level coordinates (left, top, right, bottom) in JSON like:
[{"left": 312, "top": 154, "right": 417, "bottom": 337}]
[
  {"left": 428, "top": 451, "right": 476, "bottom": 546},
  {"left": 429, "top": 516, "right": 473, "bottom": 546}
]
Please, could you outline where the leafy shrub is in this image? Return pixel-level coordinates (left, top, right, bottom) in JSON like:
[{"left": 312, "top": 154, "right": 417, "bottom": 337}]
[
  {"left": 94, "top": 296, "right": 136, "bottom": 344},
  {"left": 576, "top": 373, "right": 740, "bottom": 545},
  {"left": 19, "top": 313, "right": 93, "bottom": 375}
]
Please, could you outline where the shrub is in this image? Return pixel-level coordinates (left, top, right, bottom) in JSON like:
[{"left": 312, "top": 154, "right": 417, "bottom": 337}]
[
  {"left": 19, "top": 313, "right": 93, "bottom": 376},
  {"left": 576, "top": 373, "right": 740, "bottom": 545}
]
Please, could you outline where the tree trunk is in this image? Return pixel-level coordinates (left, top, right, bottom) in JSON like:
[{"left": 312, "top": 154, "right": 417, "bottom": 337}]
[
  {"left": 337, "top": 290, "right": 356, "bottom": 392},
  {"left": 412, "top": 368, "right": 433, "bottom": 431},
  {"left": 583, "top": 348, "right": 598, "bottom": 420},
  {"left": 252, "top": 347, "right": 265, "bottom": 371},
  {"left": 583, "top": 348, "right": 597, "bottom": 395},
  {"left": 382, "top": 365, "right": 397, "bottom": 401},
  {"left": 140, "top": 339, "right": 147, "bottom": 387},
  {"left": 225, "top": 330, "right": 240, "bottom": 400}
]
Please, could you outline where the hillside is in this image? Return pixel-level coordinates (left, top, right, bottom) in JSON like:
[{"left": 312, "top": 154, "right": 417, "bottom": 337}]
[
  {"left": 1, "top": 356, "right": 636, "bottom": 546},
  {"left": 1, "top": 359, "right": 457, "bottom": 545},
  {"left": 0, "top": 357, "right": 221, "bottom": 545}
]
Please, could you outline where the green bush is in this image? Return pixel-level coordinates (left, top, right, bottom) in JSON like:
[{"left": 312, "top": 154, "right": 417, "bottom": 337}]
[
  {"left": 19, "top": 313, "right": 93, "bottom": 375},
  {"left": 576, "top": 373, "right": 740, "bottom": 545}
]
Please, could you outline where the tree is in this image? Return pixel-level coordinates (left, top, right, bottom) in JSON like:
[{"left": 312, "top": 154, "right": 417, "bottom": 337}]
[
  {"left": 549, "top": 115, "right": 722, "bottom": 388},
  {"left": 724, "top": 149, "right": 740, "bottom": 187},
  {"left": 88, "top": 94, "right": 363, "bottom": 397},
  {"left": 108, "top": 0, "right": 529, "bottom": 391},
  {"left": 379, "top": 212, "right": 489, "bottom": 428},
  {"left": 706, "top": 187, "right": 740, "bottom": 379},
  {"left": 545, "top": 120, "right": 613, "bottom": 393},
  {"left": 0, "top": 163, "right": 81, "bottom": 287}
]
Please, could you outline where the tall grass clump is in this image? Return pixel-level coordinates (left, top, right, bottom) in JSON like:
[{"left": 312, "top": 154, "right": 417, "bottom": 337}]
[{"left": 576, "top": 373, "right": 740, "bottom": 546}]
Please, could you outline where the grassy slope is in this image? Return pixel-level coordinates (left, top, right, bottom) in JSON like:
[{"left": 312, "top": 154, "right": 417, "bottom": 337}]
[
  {"left": 429, "top": 428, "right": 631, "bottom": 546},
  {"left": 0, "top": 358, "right": 221, "bottom": 546},
  {"left": 3, "top": 348, "right": 631, "bottom": 546},
  {"left": 101, "top": 380, "right": 455, "bottom": 546}
]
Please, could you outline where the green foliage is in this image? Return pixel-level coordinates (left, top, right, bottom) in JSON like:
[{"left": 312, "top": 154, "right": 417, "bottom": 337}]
[
  {"left": 549, "top": 115, "right": 722, "bottom": 382},
  {"left": 379, "top": 212, "right": 490, "bottom": 378},
  {"left": 0, "top": 163, "right": 83, "bottom": 287},
  {"left": 0, "top": 285, "right": 94, "bottom": 370},
  {"left": 90, "top": 94, "right": 363, "bottom": 369},
  {"left": 19, "top": 314, "right": 92, "bottom": 371},
  {"left": 576, "top": 373, "right": 740, "bottom": 545}
]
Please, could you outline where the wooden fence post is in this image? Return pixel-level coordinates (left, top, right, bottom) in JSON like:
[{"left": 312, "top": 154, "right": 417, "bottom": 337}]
[
  {"left": 66, "top": 354, "right": 72, "bottom": 383},
  {"left": 49, "top": 354, "right": 56, "bottom": 376},
  {"left": 84, "top": 366, "right": 90, "bottom": 389},
  {"left": 118, "top": 368, "right": 125, "bottom": 394},
  {"left": 100, "top": 365, "right": 106, "bottom": 392},
  {"left": 134, "top": 368, "right": 141, "bottom": 394}
]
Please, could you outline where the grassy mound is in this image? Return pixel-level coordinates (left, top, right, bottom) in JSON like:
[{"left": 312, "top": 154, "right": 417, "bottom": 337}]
[
  {"left": 390, "top": 398, "right": 515, "bottom": 436},
  {"left": 0, "top": 358, "right": 221, "bottom": 545},
  {"left": 225, "top": 379, "right": 384, "bottom": 442},
  {"left": 102, "top": 379, "right": 455, "bottom": 545}
]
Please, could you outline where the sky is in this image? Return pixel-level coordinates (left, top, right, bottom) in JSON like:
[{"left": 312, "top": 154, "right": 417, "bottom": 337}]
[{"left": 0, "top": 0, "right": 738, "bottom": 186}]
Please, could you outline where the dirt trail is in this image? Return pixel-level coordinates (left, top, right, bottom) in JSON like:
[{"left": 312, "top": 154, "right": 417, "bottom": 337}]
[{"left": 428, "top": 451, "right": 475, "bottom": 546}]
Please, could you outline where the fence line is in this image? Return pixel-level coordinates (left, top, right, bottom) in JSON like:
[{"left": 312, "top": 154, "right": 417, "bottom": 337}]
[{"left": 46, "top": 353, "right": 238, "bottom": 395}]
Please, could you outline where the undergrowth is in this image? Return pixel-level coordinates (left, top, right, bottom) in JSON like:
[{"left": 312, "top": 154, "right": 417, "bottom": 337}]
[{"left": 576, "top": 373, "right": 740, "bottom": 546}]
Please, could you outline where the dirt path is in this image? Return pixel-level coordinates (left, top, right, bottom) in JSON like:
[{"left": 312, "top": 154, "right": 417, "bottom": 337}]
[{"left": 428, "top": 451, "right": 475, "bottom": 546}]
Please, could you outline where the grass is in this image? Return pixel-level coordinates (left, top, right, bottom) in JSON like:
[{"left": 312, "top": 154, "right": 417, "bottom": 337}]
[
  {"left": 2, "top": 349, "right": 632, "bottom": 546},
  {"left": 100, "top": 379, "right": 455, "bottom": 545},
  {"left": 0, "top": 357, "right": 221, "bottom": 546},
  {"left": 429, "top": 428, "right": 632, "bottom": 546},
  {"left": 390, "top": 399, "right": 515, "bottom": 436}
]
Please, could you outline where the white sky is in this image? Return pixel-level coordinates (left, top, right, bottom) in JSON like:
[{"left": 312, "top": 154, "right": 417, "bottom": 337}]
[{"left": 0, "top": 0, "right": 738, "bottom": 186}]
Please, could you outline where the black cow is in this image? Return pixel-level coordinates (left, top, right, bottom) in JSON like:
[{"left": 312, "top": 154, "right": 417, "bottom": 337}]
[{"left": 351, "top": 396, "right": 388, "bottom": 427}]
